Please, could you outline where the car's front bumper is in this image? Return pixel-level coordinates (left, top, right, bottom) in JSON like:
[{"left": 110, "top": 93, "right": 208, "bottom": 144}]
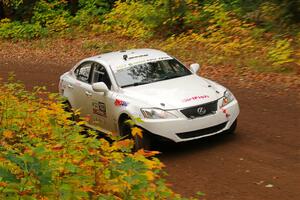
[{"left": 138, "top": 100, "right": 239, "bottom": 142}]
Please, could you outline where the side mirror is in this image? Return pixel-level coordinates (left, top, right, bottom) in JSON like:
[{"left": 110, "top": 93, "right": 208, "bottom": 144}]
[
  {"left": 92, "top": 82, "right": 109, "bottom": 93},
  {"left": 190, "top": 63, "right": 200, "bottom": 74}
]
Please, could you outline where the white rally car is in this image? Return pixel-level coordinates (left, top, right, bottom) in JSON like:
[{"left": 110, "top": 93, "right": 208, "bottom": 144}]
[{"left": 59, "top": 49, "right": 239, "bottom": 148}]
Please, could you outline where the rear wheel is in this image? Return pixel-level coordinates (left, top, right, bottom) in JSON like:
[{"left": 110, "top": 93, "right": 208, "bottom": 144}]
[
  {"left": 63, "top": 101, "right": 79, "bottom": 121},
  {"left": 119, "top": 117, "right": 151, "bottom": 151}
]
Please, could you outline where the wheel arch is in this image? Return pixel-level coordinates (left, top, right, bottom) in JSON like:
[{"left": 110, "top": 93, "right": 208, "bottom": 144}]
[{"left": 117, "top": 112, "right": 132, "bottom": 135}]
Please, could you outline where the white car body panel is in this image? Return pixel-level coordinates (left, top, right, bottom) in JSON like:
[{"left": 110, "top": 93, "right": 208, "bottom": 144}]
[
  {"left": 139, "top": 100, "right": 239, "bottom": 142},
  {"left": 59, "top": 48, "right": 239, "bottom": 142},
  {"left": 121, "top": 75, "right": 224, "bottom": 109}
]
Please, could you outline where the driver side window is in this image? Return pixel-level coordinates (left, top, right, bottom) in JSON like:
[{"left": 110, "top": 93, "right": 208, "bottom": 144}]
[{"left": 92, "top": 62, "right": 112, "bottom": 89}]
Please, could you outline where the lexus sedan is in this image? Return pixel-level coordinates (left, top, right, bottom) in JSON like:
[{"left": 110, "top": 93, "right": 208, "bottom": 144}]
[{"left": 59, "top": 48, "right": 239, "bottom": 149}]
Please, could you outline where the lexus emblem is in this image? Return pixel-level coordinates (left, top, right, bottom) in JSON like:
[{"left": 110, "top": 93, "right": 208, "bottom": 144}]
[{"left": 197, "top": 106, "right": 206, "bottom": 115}]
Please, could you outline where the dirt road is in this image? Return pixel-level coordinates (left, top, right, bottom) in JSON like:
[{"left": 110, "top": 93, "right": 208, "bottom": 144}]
[{"left": 0, "top": 59, "right": 299, "bottom": 200}]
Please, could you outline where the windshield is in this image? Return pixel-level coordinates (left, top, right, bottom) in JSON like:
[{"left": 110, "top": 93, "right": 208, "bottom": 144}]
[{"left": 115, "top": 59, "right": 192, "bottom": 88}]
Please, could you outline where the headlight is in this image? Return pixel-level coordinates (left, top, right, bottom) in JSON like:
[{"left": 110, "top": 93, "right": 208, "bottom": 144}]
[
  {"left": 141, "top": 108, "right": 177, "bottom": 119},
  {"left": 222, "top": 90, "right": 235, "bottom": 107}
]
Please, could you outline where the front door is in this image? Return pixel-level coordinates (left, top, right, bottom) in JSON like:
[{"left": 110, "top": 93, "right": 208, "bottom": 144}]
[{"left": 89, "top": 62, "right": 115, "bottom": 132}]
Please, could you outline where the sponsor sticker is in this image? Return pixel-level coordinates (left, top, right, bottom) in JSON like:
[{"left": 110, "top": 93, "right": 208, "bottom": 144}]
[
  {"left": 114, "top": 99, "right": 128, "bottom": 107},
  {"left": 92, "top": 101, "right": 106, "bottom": 117},
  {"left": 183, "top": 95, "right": 209, "bottom": 102}
]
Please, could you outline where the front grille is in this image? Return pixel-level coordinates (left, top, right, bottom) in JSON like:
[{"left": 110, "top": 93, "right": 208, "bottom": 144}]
[
  {"left": 180, "top": 100, "right": 218, "bottom": 119},
  {"left": 176, "top": 122, "right": 227, "bottom": 139}
]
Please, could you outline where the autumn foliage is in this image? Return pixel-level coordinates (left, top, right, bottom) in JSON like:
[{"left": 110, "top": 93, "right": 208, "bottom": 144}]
[
  {"left": 0, "top": 1, "right": 299, "bottom": 73},
  {"left": 0, "top": 79, "right": 190, "bottom": 199}
]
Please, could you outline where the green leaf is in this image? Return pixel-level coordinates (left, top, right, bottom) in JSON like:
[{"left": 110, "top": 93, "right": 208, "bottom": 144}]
[
  {"left": 65, "top": 163, "right": 77, "bottom": 173},
  {"left": 196, "top": 191, "right": 205, "bottom": 196},
  {"left": 0, "top": 167, "right": 19, "bottom": 183},
  {"left": 135, "top": 117, "right": 144, "bottom": 123},
  {"left": 5, "top": 153, "right": 25, "bottom": 170}
]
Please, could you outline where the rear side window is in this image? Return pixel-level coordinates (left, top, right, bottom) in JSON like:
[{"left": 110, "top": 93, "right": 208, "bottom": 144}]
[{"left": 75, "top": 62, "right": 92, "bottom": 83}]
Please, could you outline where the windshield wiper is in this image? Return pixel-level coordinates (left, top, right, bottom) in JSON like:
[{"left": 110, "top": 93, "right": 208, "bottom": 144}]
[
  {"left": 121, "top": 81, "right": 152, "bottom": 88},
  {"left": 158, "top": 74, "right": 185, "bottom": 81}
]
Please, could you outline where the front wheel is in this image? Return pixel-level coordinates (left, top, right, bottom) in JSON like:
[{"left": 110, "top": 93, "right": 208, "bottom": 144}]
[
  {"left": 226, "top": 119, "right": 237, "bottom": 134},
  {"left": 119, "top": 118, "right": 151, "bottom": 151}
]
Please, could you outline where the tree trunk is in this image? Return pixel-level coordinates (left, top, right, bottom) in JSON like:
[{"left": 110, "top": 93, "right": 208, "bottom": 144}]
[
  {"left": 0, "top": 2, "right": 13, "bottom": 19},
  {"left": 68, "top": 0, "right": 79, "bottom": 16}
]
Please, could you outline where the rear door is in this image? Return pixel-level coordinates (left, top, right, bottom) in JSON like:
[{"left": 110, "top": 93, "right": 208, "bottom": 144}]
[{"left": 65, "top": 61, "right": 93, "bottom": 118}]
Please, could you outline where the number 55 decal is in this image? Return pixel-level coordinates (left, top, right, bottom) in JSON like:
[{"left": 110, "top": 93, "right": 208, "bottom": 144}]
[{"left": 92, "top": 101, "right": 106, "bottom": 117}]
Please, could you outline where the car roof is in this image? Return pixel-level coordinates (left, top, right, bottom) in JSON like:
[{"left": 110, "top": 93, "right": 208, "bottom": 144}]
[{"left": 88, "top": 48, "right": 172, "bottom": 72}]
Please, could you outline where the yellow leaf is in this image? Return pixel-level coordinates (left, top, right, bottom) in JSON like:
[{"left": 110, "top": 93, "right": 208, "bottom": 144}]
[
  {"left": 145, "top": 171, "right": 155, "bottom": 181},
  {"left": 131, "top": 127, "right": 143, "bottom": 138},
  {"left": 0, "top": 182, "right": 7, "bottom": 187},
  {"left": 76, "top": 121, "right": 85, "bottom": 126},
  {"left": 113, "top": 139, "right": 133, "bottom": 149},
  {"left": 81, "top": 186, "right": 95, "bottom": 193},
  {"left": 3, "top": 130, "right": 13, "bottom": 139},
  {"left": 88, "top": 148, "right": 97, "bottom": 155},
  {"left": 135, "top": 149, "right": 160, "bottom": 157}
]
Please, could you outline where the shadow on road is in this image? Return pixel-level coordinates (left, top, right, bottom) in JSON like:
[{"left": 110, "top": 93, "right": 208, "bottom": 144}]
[{"left": 154, "top": 132, "right": 238, "bottom": 158}]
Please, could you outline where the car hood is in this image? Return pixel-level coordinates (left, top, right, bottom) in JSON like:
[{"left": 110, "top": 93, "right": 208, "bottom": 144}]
[{"left": 121, "top": 74, "right": 226, "bottom": 109}]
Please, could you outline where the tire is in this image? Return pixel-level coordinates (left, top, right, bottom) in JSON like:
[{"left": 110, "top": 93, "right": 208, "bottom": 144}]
[
  {"left": 226, "top": 119, "right": 237, "bottom": 134},
  {"left": 119, "top": 118, "right": 151, "bottom": 151},
  {"left": 132, "top": 131, "right": 152, "bottom": 151}
]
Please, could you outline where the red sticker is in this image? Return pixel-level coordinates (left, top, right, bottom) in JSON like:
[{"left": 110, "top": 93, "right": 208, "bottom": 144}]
[
  {"left": 114, "top": 99, "right": 128, "bottom": 107},
  {"left": 221, "top": 108, "right": 230, "bottom": 118},
  {"left": 183, "top": 95, "right": 209, "bottom": 102}
]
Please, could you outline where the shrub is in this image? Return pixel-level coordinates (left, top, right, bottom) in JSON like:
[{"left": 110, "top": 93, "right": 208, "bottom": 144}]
[
  {"left": 0, "top": 0, "right": 299, "bottom": 72},
  {"left": 161, "top": 2, "right": 258, "bottom": 66},
  {"left": 101, "top": 0, "right": 166, "bottom": 38},
  {"left": 0, "top": 18, "right": 46, "bottom": 39},
  {"left": 268, "top": 39, "right": 295, "bottom": 68},
  {"left": 71, "top": 0, "right": 111, "bottom": 29},
  {"left": 78, "top": 0, "right": 110, "bottom": 16},
  {"left": 0, "top": 80, "right": 190, "bottom": 199},
  {"left": 31, "top": 0, "right": 70, "bottom": 26},
  {"left": 30, "top": 0, "right": 71, "bottom": 35},
  {"left": 100, "top": 0, "right": 202, "bottom": 38},
  {"left": 160, "top": 2, "right": 299, "bottom": 72}
]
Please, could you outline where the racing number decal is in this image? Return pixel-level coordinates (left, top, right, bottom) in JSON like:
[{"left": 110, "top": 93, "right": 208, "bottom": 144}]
[{"left": 92, "top": 101, "right": 107, "bottom": 117}]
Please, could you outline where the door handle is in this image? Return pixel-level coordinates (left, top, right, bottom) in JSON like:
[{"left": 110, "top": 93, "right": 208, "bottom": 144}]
[
  {"left": 67, "top": 84, "right": 73, "bottom": 89},
  {"left": 85, "top": 91, "right": 92, "bottom": 96}
]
